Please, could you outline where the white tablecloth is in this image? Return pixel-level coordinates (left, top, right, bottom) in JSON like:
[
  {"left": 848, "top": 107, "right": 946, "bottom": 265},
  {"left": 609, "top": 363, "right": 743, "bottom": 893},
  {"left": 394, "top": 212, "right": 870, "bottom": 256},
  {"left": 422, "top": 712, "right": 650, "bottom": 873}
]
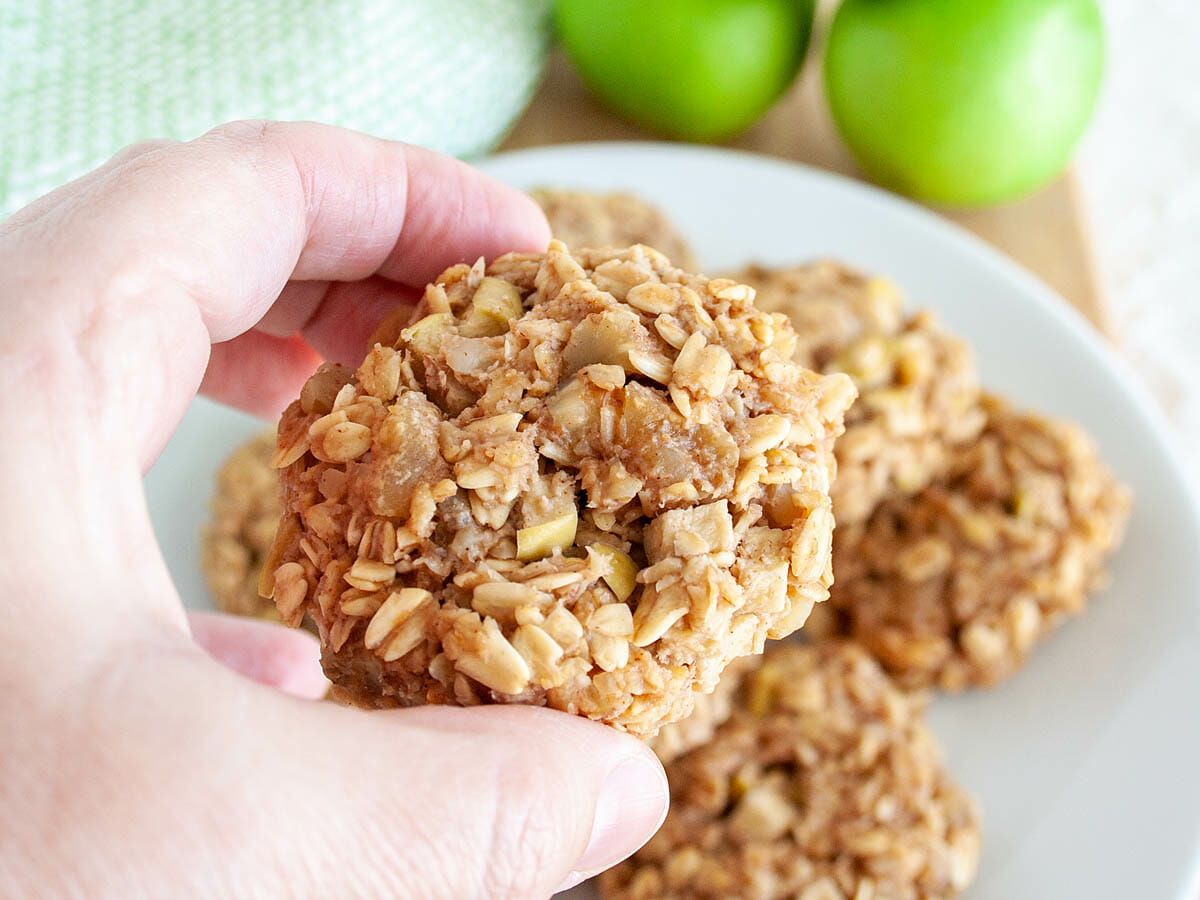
[{"left": 1079, "top": 0, "right": 1200, "bottom": 484}]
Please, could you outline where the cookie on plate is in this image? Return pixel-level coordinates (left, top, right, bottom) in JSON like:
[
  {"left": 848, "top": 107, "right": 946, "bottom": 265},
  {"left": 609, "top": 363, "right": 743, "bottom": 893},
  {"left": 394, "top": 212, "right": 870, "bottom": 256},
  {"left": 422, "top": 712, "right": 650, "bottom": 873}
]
[
  {"left": 261, "top": 242, "right": 854, "bottom": 737},
  {"left": 530, "top": 188, "right": 698, "bottom": 271},
  {"left": 202, "top": 428, "right": 283, "bottom": 621},
  {"left": 735, "top": 261, "right": 904, "bottom": 368},
  {"left": 811, "top": 395, "right": 1132, "bottom": 690},
  {"left": 735, "top": 262, "right": 985, "bottom": 526},
  {"left": 598, "top": 642, "right": 981, "bottom": 900}
]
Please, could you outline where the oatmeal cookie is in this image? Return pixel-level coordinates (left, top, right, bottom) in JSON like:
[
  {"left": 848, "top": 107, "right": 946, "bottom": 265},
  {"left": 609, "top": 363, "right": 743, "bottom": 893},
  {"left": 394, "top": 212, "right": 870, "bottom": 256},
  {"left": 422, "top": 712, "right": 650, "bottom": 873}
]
[
  {"left": 530, "top": 189, "right": 697, "bottom": 271},
  {"left": 812, "top": 395, "right": 1132, "bottom": 691},
  {"left": 735, "top": 261, "right": 904, "bottom": 367},
  {"left": 202, "top": 428, "right": 283, "bottom": 621},
  {"left": 735, "top": 262, "right": 985, "bottom": 526},
  {"left": 647, "top": 655, "right": 754, "bottom": 763},
  {"left": 598, "top": 643, "right": 981, "bottom": 900},
  {"left": 261, "top": 242, "right": 855, "bottom": 737}
]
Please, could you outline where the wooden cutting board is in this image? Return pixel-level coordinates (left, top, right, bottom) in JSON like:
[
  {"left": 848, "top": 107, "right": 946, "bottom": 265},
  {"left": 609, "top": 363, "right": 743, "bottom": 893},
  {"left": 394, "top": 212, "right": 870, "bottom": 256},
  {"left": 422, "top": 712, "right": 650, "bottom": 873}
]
[{"left": 501, "top": 50, "right": 1110, "bottom": 336}]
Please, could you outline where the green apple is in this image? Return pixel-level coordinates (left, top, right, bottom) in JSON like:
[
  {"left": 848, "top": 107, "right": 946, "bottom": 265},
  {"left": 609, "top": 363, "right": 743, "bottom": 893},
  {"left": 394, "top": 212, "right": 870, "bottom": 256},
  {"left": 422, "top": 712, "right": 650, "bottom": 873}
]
[
  {"left": 825, "top": 0, "right": 1104, "bottom": 206},
  {"left": 555, "top": 0, "right": 816, "bottom": 141}
]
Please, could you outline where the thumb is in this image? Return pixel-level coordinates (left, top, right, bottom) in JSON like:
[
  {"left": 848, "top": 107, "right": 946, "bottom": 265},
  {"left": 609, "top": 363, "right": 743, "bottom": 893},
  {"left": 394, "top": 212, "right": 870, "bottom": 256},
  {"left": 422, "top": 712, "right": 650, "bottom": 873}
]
[
  {"left": 254, "top": 700, "right": 670, "bottom": 899},
  {"left": 12, "top": 637, "right": 669, "bottom": 900}
]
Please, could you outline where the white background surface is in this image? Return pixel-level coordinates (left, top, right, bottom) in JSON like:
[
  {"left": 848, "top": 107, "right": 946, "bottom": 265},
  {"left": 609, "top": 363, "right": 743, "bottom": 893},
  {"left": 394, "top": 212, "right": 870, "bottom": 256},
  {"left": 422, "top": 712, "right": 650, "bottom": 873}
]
[{"left": 1079, "top": 0, "right": 1200, "bottom": 484}]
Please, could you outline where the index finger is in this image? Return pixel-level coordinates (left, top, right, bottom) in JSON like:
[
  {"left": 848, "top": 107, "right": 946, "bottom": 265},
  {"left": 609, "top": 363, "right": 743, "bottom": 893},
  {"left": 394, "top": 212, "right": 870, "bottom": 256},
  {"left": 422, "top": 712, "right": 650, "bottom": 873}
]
[
  {"left": 5, "top": 120, "right": 549, "bottom": 340},
  {"left": 0, "top": 120, "right": 550, "bottom": 465}
]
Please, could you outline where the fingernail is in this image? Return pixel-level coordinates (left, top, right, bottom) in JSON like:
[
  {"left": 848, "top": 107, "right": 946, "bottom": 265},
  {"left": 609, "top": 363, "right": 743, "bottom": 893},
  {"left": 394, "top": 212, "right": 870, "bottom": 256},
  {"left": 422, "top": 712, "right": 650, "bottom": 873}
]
[{"left": 557, "top": 755, "right": 669, "bottom": 891}]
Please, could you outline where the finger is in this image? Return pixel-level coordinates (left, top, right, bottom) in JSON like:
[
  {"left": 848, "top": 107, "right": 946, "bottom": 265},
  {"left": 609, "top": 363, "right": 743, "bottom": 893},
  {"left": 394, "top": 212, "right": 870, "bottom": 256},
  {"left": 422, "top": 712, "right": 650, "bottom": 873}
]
[
  {"left": 13, "top": 609, "right": 665, "bottom": 900},
  {"left": 1, "top": 120, "right": 548, "bottom": 469},
  {"left": 281, "top": 703, "right": 667, "bottom": 898},
  {"left": 372, "top": 707, "right": 669, "bottom": 899},
  {"left": 107, "top": 139, "right": 182, "bottom": 167},
  {"left": 8, "top": 119, "right": 549, "bottom": 340},
  {"left": 200, "top": 331, "right": 323, "bottom": 421},
  {"left": 202, "top": 278, "right": 415, "bottom": 416},
  {"left": 139, "top": 665, "right": 667, "bottom": 899},
  {"left": 377, "top": 147, "right": 551, "bottom": 289},
  {"left": 251, "top": 275, "right": 418, "bottom": 362},
  {"left": 0, "top": 138, "right": 179, "bottom": 234},
  {"left": 186, "top": 611, "right": 328, "bottom": 700}
]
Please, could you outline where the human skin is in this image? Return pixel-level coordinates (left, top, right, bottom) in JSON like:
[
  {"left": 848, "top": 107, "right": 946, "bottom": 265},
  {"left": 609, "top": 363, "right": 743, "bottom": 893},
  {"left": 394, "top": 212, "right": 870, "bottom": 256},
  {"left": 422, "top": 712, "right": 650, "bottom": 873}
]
[{"left": 0, "top": 121, "right": 668, "bottom": 900}]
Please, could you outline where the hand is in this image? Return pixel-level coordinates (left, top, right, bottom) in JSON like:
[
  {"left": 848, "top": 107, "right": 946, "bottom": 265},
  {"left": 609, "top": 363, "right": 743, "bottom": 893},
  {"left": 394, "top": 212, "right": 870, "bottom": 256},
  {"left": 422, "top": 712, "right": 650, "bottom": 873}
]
[{"left": 0, "top": 121, "right": 668, "bottom": 899}]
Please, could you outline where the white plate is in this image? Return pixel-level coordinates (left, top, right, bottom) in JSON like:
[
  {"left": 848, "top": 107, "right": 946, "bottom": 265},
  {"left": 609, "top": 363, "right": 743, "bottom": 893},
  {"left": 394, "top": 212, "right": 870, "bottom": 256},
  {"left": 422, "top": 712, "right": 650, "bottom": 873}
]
[{"left": 146, "top": 142, "right": 1200, "bottom": 899}]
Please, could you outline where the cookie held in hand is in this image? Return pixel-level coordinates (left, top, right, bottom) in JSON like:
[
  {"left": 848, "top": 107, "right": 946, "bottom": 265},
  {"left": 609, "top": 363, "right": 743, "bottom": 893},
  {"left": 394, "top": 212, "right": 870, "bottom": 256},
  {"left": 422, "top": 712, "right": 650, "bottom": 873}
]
[{"left": 261, "top": 242, "right": 854, "bottom": 737}]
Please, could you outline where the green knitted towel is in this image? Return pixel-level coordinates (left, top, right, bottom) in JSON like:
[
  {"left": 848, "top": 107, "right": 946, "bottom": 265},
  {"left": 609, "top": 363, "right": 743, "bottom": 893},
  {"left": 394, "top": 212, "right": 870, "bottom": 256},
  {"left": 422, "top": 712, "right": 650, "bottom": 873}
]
[{"left": 0, "top": 0, "right": 552, "bottom": 217}]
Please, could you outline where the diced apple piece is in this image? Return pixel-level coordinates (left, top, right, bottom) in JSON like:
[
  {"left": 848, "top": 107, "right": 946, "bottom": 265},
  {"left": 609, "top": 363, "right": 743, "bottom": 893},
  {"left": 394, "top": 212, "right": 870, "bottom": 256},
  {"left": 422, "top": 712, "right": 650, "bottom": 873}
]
[
  {"left": 461, "top": 277, "right": 524, "bottom": 337},
  {"left": 402, "top": 312, "right": 452, "bottom": 354},
  {"left": 590, "top": 543, "right": 639, "bottom": 601},
  {"left": 517, "top": 511, "right": 578, "bottom": 561},
  {"left": 563, "top": 309, "right": 639, "bottom": 376},
  {"left": 472, "top": 277, "right": 524, "bottom": 324}
]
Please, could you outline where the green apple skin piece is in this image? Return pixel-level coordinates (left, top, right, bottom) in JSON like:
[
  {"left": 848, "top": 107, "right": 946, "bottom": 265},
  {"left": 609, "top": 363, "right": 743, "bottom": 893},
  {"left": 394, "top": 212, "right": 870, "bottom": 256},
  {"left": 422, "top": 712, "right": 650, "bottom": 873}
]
[
  {"left": 555, "top": 0, "right": 816, "bottom": 142},
  {"left": 825, "top": 0, "right": 1104, "bottom": 207}
]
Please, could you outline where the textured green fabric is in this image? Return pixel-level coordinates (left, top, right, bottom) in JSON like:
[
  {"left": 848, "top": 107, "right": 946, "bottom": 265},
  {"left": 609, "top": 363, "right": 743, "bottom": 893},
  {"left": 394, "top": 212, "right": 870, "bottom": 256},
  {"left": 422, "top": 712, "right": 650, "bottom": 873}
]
[{"left": 0, "top": 0, "right": 552, "bottom": 217}]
